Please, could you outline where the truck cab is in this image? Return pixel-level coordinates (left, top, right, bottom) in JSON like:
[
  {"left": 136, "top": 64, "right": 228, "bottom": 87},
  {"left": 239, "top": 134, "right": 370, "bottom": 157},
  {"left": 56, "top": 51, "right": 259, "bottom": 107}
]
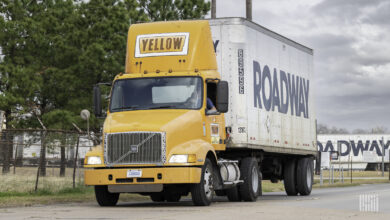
[{"left": 84, "top": 20, "right": 230, "bottom": 206}]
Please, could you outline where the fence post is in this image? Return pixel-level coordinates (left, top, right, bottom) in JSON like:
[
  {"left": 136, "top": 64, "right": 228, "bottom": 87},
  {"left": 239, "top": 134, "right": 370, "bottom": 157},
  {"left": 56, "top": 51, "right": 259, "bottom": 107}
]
[
  {"left": 331, "top": 165, "right": 334, "bottom": 184},
  {"left": 350, "top": 155, "right": 353, "bottom": 183},
  {"left": 72, "top": 123, "right": 83, "bottom": 188},
  {"left": 320, "top": 168, "right": 323, "bottom": 186},
  {"left": 35, "top": 116, "right": 47, "bottom": 191},
  {"left": 73, "top": 135, "right": 80, "bottom": 188}
]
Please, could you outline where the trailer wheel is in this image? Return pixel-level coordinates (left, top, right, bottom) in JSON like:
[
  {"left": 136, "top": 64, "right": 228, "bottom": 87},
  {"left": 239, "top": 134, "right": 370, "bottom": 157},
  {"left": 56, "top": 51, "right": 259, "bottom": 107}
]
[
  {"left": 226, "top": 186, "right": 241, "bottom": 202},
  {"left": 283, "top": 159, "right": 298, "bottom": 196},
  {"left": 191, "top": 158, "right": 214, "bottom": 206},
  {"left": 296, "top": 157, "right": 313, "bottom": 196},
  {"left": 94, "top": 185, "right": 119, "bottom": 206},
  {"left": 166, "top": 193, "right": 181, "bottom": 202},
  {"left": 238, "top": 157, "right": 260, "bottom": 201},
  {"left": 150, "top": 193, "right": 165, "bottom": 202}
]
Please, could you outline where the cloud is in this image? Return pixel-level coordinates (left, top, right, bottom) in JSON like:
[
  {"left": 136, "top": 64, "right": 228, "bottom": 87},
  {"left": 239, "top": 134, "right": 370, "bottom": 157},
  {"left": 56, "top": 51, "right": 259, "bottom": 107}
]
[{"left": 212, "top": 0, "right": 390, "bottom": 131}]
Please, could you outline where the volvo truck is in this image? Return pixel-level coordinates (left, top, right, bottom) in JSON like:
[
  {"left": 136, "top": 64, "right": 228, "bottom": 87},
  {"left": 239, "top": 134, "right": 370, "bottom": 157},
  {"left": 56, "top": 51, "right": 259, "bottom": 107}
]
[{"left": 84, "top": 18, "right": 317, "bottom": 206}]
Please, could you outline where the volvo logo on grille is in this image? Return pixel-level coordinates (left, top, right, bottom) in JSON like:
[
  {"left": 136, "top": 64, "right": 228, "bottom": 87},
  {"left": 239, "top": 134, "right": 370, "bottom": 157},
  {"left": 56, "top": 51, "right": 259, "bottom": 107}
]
[{"left": 130, "top": 145, "right": 139, "bottom": 153}]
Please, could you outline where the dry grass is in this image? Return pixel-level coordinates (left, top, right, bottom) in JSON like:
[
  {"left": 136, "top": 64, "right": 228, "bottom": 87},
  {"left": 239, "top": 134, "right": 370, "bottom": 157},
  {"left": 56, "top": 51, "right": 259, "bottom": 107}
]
[{"left": 0, "top": 167, "right": 84, "bottom": 193}]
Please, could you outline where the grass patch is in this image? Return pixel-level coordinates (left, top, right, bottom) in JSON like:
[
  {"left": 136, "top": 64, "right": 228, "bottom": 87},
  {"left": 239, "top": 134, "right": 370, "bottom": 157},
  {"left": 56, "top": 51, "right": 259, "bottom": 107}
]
[{"left": 0, "top": 186, "right": 95, "bottom": 208}]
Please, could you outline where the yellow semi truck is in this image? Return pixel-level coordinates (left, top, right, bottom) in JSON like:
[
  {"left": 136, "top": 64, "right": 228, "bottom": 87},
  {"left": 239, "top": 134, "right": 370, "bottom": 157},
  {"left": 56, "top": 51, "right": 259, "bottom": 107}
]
[{"left": 84, "top": 18, "right": 317, "bottom": 206}]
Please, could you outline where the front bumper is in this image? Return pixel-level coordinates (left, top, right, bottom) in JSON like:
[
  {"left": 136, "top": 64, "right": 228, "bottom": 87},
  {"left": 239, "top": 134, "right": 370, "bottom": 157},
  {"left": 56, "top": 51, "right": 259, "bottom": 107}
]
[{"left": 84, "top": 166, "right": 202, "bottom": 185}]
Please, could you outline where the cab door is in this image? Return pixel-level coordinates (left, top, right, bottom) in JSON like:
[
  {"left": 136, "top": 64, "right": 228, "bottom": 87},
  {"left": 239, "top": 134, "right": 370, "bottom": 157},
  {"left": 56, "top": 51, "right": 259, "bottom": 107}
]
[{"left": 204, "top": 80, "right": 226, "bottom": 151}]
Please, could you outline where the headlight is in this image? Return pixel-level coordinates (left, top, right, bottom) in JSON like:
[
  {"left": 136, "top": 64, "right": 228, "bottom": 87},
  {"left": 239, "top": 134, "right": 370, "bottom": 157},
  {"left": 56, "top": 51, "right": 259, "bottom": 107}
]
[
  {"left": 87, "top": 156, "right": 102, "bottom": 165},
  {"left": 169, "top": 154, "right": 196, "bottom": 163}
]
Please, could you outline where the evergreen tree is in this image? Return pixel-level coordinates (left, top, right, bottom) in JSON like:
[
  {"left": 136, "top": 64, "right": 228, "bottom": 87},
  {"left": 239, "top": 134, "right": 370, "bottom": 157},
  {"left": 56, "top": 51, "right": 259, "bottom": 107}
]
[{"left": 139, "top": 0, "right": 210, "bottom": 21}]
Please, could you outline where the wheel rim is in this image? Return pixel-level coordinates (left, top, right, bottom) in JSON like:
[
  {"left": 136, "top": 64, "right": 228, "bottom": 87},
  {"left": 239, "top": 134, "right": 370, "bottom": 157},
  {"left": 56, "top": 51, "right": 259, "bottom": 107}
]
[
  {"left": 204, "top": 166, "right": 213, "bottom": 199},
  {"left": 251, "top": 166, "right": 259, "bottom": 193},
  {"left": 306, "top": 165, "right": 312, "bottom": 187}
]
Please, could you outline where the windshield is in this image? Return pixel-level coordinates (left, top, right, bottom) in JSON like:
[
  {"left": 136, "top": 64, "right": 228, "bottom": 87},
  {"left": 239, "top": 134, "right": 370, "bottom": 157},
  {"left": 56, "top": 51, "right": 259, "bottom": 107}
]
[{"left": 110, "top": 77, "right": 203, "bottom": 112}]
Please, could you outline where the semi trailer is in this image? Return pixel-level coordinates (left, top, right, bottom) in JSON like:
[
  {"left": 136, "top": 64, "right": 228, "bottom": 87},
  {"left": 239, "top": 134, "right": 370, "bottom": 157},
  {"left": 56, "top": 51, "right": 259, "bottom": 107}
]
[
  {"left": 318, "top": 134, "right": 390, "bottom": 170},
  {"left": 84, "top": 18, "right": 317, "bottom": 206}
]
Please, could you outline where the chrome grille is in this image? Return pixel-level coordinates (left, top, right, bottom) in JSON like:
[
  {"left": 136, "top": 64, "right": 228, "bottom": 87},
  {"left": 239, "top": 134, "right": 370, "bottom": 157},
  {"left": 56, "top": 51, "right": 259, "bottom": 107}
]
[{"left": 104, "top": 132, "right": 166, "bottom": 165}]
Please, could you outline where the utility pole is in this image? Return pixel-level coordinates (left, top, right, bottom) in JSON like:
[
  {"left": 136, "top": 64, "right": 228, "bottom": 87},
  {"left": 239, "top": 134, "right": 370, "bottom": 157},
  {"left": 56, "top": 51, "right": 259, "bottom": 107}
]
[
  {"left": 381, "top": 136, "right": 385, "bottom": 177},
  {"left": 211, "top": 0, "right": 216, "bottom": 19},
  {"left": 246, "top": 0, "right": 252, "bottom": 21}
]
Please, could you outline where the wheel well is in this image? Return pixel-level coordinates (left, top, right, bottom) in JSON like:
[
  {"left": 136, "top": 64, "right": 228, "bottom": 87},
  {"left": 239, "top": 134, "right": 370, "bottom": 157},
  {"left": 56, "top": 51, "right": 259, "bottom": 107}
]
[{"left": 206, "top": 151, "right": 217, "bottom": 166}]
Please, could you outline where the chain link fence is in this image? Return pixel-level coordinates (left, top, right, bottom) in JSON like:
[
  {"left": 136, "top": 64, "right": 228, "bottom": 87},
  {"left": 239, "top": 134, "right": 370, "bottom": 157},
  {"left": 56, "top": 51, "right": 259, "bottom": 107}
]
[{"left": 0, "top": 129, "right": 100, "bottom": 193}]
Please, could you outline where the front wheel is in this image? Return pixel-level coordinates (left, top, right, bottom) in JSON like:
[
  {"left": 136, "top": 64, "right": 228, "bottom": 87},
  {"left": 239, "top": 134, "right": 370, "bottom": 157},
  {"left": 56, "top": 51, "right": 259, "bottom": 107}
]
[
  {"left": 191, "top": 158, "right": 214, "bottom": 206},
  {"left": 94, "top": 185, "right": 119, "bottom": 206}
]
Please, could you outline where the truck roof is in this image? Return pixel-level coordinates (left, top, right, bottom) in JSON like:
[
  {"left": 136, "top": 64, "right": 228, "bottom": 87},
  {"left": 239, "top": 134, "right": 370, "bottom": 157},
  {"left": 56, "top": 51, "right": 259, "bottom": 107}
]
[
  {"left": 208, "top": 17, "right": 313, "bottom": 55},
  {"left": 125, "top": 20, "right": 217, "bottom": 74}
]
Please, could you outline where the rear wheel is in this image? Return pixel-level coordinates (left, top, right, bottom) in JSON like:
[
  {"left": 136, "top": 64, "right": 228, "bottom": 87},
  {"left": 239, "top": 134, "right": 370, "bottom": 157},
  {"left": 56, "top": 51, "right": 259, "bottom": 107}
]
[
  {"left": 296, "top": 158, "right": 313, "bottom": 196},
  {"left": 283, "top": 159, "right": 298, "bottom": 196},
  {"left": 238, "top": 157, "right": 260, "bottom": 201},
  {"left": 191, "top": 158, "right": 214, "bottom": 206},
  {"left": 94, "top": 185, "right": 119, "bottom": 206}
]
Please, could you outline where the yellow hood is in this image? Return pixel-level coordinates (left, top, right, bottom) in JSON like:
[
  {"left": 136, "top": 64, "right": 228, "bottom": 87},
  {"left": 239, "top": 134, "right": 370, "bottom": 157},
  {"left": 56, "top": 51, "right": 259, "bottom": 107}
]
[{"left": 104, "top": 109, "right": 205, "bottom": 149}]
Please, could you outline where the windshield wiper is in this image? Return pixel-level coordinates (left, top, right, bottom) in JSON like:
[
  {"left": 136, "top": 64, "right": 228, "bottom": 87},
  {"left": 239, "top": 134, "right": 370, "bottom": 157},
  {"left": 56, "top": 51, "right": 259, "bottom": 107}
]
[
  {"left": 111, "top": 105, "right": 139, "bottom": 111},
  {"left": 148, "top": 105, "right": 176, "bottom": 109}
]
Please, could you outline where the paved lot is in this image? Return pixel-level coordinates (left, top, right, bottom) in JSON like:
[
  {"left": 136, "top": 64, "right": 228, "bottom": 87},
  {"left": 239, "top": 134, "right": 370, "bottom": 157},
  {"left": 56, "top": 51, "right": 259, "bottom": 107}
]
[{"left": 0, "top": 184, "right": 389, "bottom": 220}]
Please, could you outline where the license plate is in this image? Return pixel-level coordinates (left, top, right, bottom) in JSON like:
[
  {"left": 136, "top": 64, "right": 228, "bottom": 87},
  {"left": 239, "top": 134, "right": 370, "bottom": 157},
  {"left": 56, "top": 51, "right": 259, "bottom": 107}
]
[{"left": 127, "top": 169, "right": 142, "bottom": 178}]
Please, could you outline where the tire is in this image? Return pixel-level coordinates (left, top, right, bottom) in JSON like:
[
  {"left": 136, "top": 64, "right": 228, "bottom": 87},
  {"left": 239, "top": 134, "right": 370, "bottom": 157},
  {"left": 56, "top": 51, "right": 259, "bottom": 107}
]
[
  {"left": 238, "top": 157, "right": 260, "bottom": 201},
  {"left": 226, "top": 186, "right": 241, "bottom": 202},
  {"left": 94, "top": 185, "right": 119, "bottom": 206},
  {"left": 191, "top": 158, "right": 214, "bottom": 206},
  {"left": 150, "top": 193, "right": 165, "bottom": 202},
  {"left": 215, "top": 190, "right": 226, "bottom": 197},
  {"left": 283, "top": 159, "right": 298, "bottom": 196},
  {"left": 296, "top": 157, "right": 313, "bottom": 196},
  {"left": 166, "top": 193, "right": 181, "bottom": 202}
]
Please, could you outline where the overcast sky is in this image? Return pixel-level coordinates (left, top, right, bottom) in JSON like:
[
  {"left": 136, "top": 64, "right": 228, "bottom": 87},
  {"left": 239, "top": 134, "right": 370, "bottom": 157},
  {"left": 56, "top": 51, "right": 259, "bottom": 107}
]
[{"left": 210, "top": 0, "right": 390, "bottom": 131}]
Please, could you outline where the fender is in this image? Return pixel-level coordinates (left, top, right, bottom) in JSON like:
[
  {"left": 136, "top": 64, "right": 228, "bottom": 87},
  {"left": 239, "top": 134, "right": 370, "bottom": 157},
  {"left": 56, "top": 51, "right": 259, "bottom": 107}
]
[{"left": 167, "top": 139, "right": 217, "bottom": 166}]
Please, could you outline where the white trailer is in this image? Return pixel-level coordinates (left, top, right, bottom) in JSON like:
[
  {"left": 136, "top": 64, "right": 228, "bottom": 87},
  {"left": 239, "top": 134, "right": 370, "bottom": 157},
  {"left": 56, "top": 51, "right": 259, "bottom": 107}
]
[
  {"left": 209, "top": 18, "right": 317, "bottom": 196},
  {"left": 209, "top": 18, "right": 316, "bottom": 155},
  {"left": 317, "top": 134, "right": 390, "bottom": 170}
]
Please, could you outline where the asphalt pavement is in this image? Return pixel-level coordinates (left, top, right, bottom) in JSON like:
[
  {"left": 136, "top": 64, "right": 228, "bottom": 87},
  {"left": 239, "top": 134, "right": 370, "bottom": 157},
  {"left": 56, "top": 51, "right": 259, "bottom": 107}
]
[{"left": 0, "top": 183, "right": 389, "bottom": 220}]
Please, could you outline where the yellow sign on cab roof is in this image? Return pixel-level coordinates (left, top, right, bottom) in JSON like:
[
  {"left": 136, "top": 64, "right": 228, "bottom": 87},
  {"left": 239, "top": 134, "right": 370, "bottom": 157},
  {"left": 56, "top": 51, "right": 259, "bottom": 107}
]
[
  {"left": 135, "top": 32, "right": 189, "bottom": 57},
  {"left": 126, "top": 20, "right": 217, "bottom": 74}
]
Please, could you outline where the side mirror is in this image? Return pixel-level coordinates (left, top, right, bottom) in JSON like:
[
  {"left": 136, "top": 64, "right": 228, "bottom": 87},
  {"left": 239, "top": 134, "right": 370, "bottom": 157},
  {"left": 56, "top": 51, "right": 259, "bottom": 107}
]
[
  {"left": 216, "top": 81, "right": 229, "bottom": 113},
  {"left": 93, "top": 85, "right": 102, "bottom": 117}
]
